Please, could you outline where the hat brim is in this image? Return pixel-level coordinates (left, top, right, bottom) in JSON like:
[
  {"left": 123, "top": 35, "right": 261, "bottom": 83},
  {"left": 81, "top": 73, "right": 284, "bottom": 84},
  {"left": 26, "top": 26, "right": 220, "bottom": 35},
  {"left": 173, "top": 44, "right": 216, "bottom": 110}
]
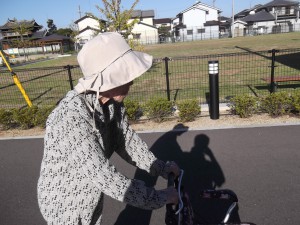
[{"left": 75, "top": 50, "right": 153, "bottom": 93}]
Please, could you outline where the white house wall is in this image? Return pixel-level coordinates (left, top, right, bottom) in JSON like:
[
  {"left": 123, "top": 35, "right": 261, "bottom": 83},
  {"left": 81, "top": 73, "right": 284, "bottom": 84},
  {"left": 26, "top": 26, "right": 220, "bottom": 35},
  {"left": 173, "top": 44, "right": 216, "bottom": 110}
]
[
  {"left": 77, "top": 18, "right": 99, "bottom": 30},
  {"left": 77, "top": 29, "right": 97, "bottom": 44},
  {"left": 140, "top": 17, "right": 153, "bottom": 25},
  {"left": 247, "top": 18, "right": 300, "bottom": 35},
  {"left": 131, "top": 25, "right": 158, "bottom": 44},
  {"left": 128, "top": 16, "right": 159, "bottom": 44},
  {"left": 175, "top": 3, "right": 220, "bottom": 41},
  {"left": 183, "top": 4, "right": 219, "bottom": 26},
  {"left": 172, "top": 18, "right": 180, "bottom": 26},
  {"left": 184, "top": 9, "right": 207, "bottom": 27},
  {"left": 179, "top": 25, "right": 219, "bottom": 41}
]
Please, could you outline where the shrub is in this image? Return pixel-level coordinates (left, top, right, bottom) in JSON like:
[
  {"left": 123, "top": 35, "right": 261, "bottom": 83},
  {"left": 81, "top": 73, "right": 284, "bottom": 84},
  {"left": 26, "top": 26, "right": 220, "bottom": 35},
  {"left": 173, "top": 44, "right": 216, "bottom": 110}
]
[
  {"left": 291, "top": 91, "right": 300, "bottom": 114},
  {"left": 260, "top": 92, "right": 293, "bottom": 116},
  {"left": 34, "top": 105, "right": 55, "bottom": 128},
  {"left": 13, "top": 105, "right": 39, "bottom": 129},
  {"left": 143, "top": 97, "right": 173, "bottom": 122},
  {"left": 124, "top": 98, "right": 141, "bottom": 121},
  {"left": 177, "top": 99, "right": 201, "bottom": 122},
  {"left": 228, "top": 94, "right": 258, "bottom": 118},
  {"left": 0, "top": 108, "right": 17, "bottom": 129},
  {"left": 0, "top": 105, "right": 55, "bottom": 130},
  {"left": 127, "top": 38, "right": 144, "bottom": 52}
]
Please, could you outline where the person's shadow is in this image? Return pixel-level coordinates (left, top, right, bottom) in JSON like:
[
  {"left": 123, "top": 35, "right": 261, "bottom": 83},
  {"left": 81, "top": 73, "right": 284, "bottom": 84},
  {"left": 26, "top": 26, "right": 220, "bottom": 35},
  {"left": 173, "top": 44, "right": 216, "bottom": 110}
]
[
  {"left": 182, "top": 134, "right": 240, "bottom": 224},
  {"left": 114, "top": 124, "right": 240, "bottom": 225}
]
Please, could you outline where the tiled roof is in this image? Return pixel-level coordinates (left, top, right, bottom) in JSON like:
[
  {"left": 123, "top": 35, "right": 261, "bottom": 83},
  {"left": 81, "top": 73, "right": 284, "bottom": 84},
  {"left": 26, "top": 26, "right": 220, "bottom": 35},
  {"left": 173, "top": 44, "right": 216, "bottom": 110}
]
[
  {"left": 137, "top": 21, "right": 157, "bottom": 29},
  {"left": 0, "top": 19, "right": 42, "bottom": 30},
  {"left": 235, "top": 4, "right": 263, "bottom": 18},
  {"left": 204, "top": 20, "right": 220, "bottom": 26},
  {"left": 178, "top": 1, "right": 221, "bottom": 16},
  {"left": 241, "top": 10, "right": 275, "bottom": 22},
  {"left": 36, "top": 34, "right": 70, "bottom": 42},
  {"left": 131, "top": 10, "right": 155, "bottom": 18},
  {"left": 153, "top": 18, "right": 172, "bottom": 25},
  {"left": 260, "top": 0, "right": 299, "bottom": 8},
  {"left": 219, "top": 16, "right": 231, "bottom": 21},
  {"left": 31, "top": 30, "right": 48, "bottom": 39},
  {"left": 78, "top": 26, "right": 100, "bottom": 34},
  {"left": 74, "top": 15, "right": 106, "bottom": 24}
]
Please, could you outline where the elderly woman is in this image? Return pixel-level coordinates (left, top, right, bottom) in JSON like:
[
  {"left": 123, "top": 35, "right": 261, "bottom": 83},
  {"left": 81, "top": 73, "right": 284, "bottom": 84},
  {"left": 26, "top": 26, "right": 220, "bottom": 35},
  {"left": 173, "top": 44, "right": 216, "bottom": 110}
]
[{"left": 37, "top": 32, "right": 180, "bottom": 225}]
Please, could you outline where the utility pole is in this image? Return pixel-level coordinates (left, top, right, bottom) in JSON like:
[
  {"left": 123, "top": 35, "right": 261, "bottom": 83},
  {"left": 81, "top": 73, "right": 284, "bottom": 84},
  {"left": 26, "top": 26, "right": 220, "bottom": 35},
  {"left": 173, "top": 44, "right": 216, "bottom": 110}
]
[
  {"left": 232, "top": 0, "right": 235, "bottom": 38},
  {"left": 78, "top": 5, "right": 82, "bottom": 18}
]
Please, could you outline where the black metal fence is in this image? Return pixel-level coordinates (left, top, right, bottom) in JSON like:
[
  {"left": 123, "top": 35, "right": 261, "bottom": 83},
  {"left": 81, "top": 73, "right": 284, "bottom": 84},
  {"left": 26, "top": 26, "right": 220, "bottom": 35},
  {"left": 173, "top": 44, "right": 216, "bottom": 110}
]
[
  {"left": 0, "top": 66, "right": 82, "bottom": 108},
  {"left": 153, "top": 24, "right": 300, "bottom": 44},
  {"left": 1, "top": 48, "right": 299, "bottom": 109}
]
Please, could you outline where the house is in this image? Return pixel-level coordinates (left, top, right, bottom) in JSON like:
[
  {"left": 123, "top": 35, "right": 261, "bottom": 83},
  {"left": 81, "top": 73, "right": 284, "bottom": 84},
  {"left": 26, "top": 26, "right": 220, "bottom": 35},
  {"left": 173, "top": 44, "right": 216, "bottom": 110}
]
[
  {"left": 153, "top": 18, "right": 173, "bottom": 42},
  {"left": 153, "top": 18, "right": 172, "bottom": 28},
  {"left": 218, "top": 16, "right": 231, "bottom": 37},
  {"left": 74, "top": 10, "right": 158, "bottom": 45},
  {"left": 0, "top": 19, "right": 44, "bottom": 50},
  {"left": 74, "top": 15, "right": 105, "bottom": 46},
  {"left": 234, "top": 0, "right": 300, "bottom": 35},
  {"left": 233, "top": 20, "right": 248, "bottom": 36},
  {"left": 234, "top": 4, "right": 263, "bottom": 20},
  {"left": 129, "top": 10, "right": 158, "bottom": 44},
  {"left": 172, "top": 1, "right": 221, "bottom": 41},
  {"left": 36, "top": 34, "right": 73, "bottom": 54}
]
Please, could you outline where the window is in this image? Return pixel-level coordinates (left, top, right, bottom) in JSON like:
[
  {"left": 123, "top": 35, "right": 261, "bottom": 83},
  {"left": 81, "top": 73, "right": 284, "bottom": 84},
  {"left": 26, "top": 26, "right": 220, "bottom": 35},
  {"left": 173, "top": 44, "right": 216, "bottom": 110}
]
[
  {"left": 133, "top": 33, "right": 141, "bottom": 39},
  {"left": 285, "top": 6, "right": 294, "bottom": 15},
  {"left": 187, "top": 29, "right": 193, "bottom": 35},
  {"left": 197, "top": 28, "right": 205, "bottom": 33},
  {"left": 79, "top": 39, "right": 88, "bottom": 45}
]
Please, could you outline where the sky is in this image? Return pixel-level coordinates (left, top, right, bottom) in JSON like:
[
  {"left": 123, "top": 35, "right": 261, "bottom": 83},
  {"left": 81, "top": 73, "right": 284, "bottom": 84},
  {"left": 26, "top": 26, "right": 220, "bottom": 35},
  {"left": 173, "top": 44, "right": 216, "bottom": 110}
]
[{"left": 1, "top": 0, "right": 273, "bottom": 29}]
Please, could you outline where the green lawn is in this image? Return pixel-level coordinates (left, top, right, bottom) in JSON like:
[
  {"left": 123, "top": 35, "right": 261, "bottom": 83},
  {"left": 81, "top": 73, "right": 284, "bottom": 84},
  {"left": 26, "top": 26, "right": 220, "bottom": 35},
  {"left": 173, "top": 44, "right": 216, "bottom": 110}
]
[
  {"left": 2, "top": 32, "right": 300, "bottom": 108},
  {"left": 15, "top": 32, "right": 300, "bottom": 68}
]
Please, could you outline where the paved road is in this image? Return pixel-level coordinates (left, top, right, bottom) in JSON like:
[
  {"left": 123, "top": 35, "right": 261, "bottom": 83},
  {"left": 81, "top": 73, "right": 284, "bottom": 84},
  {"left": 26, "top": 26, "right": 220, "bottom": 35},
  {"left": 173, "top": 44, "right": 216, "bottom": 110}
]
[{"left": 1, "top": 125, "right": 300, "bottom": 225}]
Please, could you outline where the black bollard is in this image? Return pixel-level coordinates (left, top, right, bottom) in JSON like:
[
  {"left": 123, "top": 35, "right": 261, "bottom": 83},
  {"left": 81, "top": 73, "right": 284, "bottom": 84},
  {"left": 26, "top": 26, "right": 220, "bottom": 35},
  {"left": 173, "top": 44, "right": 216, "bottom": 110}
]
[{"left": 208, "top": 60, "right": 219, "bottom": 120}]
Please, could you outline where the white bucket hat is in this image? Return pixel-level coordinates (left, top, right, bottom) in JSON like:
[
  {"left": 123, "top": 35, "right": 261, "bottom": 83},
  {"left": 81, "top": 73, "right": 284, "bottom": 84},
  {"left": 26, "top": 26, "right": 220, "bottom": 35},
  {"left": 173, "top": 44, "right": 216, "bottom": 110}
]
[{"left": 74, "top": 32, "right": 153, "bottom": 94}]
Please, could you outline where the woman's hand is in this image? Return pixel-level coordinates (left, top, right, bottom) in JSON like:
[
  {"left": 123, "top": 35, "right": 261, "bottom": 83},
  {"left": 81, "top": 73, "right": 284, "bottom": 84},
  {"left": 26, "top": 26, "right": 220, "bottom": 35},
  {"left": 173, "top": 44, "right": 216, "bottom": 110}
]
[{"left": 164, "top": 161, "right": 180, "bottom": 178}]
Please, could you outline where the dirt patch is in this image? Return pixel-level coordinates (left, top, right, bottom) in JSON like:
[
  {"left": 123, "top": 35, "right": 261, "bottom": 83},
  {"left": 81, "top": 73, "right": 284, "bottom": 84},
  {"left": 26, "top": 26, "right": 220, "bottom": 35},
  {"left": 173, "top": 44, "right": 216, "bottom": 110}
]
[{"left": 0, "top": 126, "right": 46, "bottom": 138}]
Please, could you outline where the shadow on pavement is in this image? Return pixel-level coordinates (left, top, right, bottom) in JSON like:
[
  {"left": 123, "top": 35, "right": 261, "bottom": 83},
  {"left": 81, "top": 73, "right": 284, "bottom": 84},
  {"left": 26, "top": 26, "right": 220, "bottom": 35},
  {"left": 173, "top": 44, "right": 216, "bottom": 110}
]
[{"left": 114, "top": 124, "right": 241, "bottom": 225}]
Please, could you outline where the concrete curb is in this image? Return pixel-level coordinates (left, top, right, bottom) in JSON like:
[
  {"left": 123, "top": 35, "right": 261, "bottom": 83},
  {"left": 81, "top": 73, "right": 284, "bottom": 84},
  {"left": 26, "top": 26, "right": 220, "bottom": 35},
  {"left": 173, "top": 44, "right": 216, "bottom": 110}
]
[{"left": 1, "top": 122, "right": 300, "bottom": 140}]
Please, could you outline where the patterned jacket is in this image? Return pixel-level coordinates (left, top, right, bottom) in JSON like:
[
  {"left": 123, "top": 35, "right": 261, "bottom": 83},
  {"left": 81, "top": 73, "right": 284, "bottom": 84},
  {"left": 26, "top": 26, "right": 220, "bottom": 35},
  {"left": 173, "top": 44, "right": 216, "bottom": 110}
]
[{"left": 37, "top": 90, "right": 168, "bottom": 225}]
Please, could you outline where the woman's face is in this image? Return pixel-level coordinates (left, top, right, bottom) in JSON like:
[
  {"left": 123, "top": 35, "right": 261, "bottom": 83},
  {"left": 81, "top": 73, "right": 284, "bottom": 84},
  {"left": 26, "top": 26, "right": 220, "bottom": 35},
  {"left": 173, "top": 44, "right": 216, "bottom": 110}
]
[{"left": 101, "top": 81, "right": 133, "bottom": 103}]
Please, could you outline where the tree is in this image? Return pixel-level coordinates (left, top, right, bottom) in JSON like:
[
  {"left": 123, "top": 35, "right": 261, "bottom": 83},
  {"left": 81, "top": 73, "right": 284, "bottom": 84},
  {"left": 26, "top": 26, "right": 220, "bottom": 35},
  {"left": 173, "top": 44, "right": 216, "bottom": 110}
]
[
  {"left": 11, "top": 20, "right": 32, "bottom": 60},
  {"left": 95, "top": 0, "right": 139, "bottom": 37},
  {"left": 68, "top": 23, "right": 80, "bottom": 52},
  {"left": 158, "top": 26, "right": 172, "bottom": 37},
  {"left": 54, "top": 25, "right": 81, "bottom": 51},
  {"left": 47, "top": 19, "right": 57, "bottom": 35},
  {"left": 55, "top": 28, "right": 73, "bottom": 37}
]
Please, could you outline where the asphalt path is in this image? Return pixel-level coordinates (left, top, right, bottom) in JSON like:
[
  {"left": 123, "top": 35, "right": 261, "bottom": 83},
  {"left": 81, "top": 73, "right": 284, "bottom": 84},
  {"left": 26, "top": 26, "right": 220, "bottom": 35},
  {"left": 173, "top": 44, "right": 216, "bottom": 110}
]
[{"left": 1, "top": 125, "right": 300, "bottom": 225}]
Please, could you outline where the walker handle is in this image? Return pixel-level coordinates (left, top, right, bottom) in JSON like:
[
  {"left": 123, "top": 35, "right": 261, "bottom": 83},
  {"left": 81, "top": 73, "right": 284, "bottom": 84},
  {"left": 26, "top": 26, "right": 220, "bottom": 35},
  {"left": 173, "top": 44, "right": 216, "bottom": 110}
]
[{"left": 167, "top": 172, "right": 175, "bottom": 187}]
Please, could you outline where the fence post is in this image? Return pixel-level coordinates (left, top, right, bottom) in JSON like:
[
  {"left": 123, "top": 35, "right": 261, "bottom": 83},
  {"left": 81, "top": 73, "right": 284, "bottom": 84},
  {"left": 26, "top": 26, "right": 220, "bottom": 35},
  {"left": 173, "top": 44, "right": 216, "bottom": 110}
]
[
  {"left": 164, "top": 57, "right": 171, "bottom": 101},
  {"left": 269, "top": 49, "right": 279, "bottom": 93},
  {"left": 66, "top": 65, "right": 74, "bottom": 90}
]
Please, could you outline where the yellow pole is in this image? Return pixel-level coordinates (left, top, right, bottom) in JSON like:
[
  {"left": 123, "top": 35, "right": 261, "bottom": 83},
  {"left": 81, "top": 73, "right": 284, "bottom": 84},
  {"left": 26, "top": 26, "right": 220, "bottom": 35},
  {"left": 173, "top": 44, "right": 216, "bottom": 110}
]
[{"left": 0, "top": 50, "right": 32, "bottom": 107}]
